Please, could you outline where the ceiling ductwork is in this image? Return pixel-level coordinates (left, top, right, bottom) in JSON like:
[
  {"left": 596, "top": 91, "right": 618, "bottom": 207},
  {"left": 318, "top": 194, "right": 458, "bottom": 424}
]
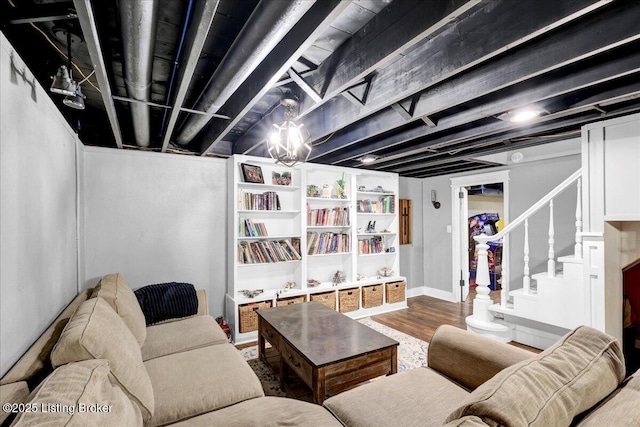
[
  {"left": 175, "top": 0, "right": 316, "bottom": 145},
  {"left": 120, "top": 0, "right": 159, "bottom": 147}
]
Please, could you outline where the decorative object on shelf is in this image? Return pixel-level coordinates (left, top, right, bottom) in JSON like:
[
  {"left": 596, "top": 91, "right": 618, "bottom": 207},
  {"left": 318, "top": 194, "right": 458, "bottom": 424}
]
[
  {"left": 267, "top": 93, "right": 311, "bottom": 167},
  {"left": 356, "top": 273, "right": 368, "bottom": 281},
  {"left": 307, "top": 279, "right": 320, "bottom": 287},
  {"left": 336, "top": 172, "right": 347, "bottom": 199},
  {"left": 321, "top": 184, "right": 332, "bottom": 198},
  {"left": 385, "top": 247, "right": 395, "bottom": 253},
  {"left": 332, "top": 270, "right": 346, "bottom": 286},
  {"left": 284, "top": 281, "right": 296, "bottom": 289},
  {"left": 272, "top": 171, "right": 291, "bottom": 186},
  {"left": 239, "top": 289, "right": 264, "bottom": 298},
  {"left": 378, "top": 267, "right": 394, "bottom": 277},
  {"left": 382, "top": 228, "right": 391, "bottom": 233},
  {"left": 365, "top": 220, "right": 377, "bottom": 233},
  {"left": 307, "top": 184, "right": 319, "bottom": 197},
  {"left": 357, "top": 185, "right": 366, "bottom": 191},
  {"left": 240, "top": 163, "right": 264, "bottom": 183},
  {"left": 372, "top": 186, "right": 386, "bottom": 193}
]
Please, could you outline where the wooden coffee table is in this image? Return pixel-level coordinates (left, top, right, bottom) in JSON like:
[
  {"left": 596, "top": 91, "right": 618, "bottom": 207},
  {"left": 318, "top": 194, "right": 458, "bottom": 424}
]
[{"left": 256, "top": 301, "right": 399, "bottom": 404}]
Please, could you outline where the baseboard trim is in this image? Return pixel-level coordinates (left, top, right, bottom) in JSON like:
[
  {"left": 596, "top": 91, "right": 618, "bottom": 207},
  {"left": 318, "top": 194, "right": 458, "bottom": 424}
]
[{"left": 407, "top": 286, "right": 457, "bottom": 302}]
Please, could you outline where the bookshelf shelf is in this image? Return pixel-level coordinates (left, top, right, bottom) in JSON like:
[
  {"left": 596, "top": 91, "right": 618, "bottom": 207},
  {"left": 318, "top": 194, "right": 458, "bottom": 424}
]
[{"left": 226, "top": 154, "right": 405, "bottom": 344}]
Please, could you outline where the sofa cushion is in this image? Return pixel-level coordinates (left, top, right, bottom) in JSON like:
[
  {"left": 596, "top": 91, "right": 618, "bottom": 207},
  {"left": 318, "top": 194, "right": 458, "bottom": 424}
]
[
  {"left": 575, "top": 372, "right": 640, "bottom": 426},
  {"left": 141, "top": 315, "right": 228, "bottom": 361},
  {"left": 323, "top": 367, "right": 469, "bottom": 427},
  {"left": 445, "top": 326, "right": 625, "bottom": 427},
  {"left": 0, "top": 381, "right": 29, "bottom": 425},
  {"left": 10, "top": 360, "right": 142, "bottom": 427},
  {"left": 51, "top": 297, "right": 154, "bottom": 420},
  {"left": 143, "top": 343, "right": 264, "bottom": 427},
  {"left": 92, "top": 273, "right": 147, "bottom": 346},
  {"left": 167, "top": 396, "right": 342, "bottom": 427}
]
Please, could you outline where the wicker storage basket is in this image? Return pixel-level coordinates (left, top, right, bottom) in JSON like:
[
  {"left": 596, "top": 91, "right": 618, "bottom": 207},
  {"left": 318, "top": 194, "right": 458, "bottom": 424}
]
[
  {"left": 309, "top": 291, "right": 336, "bottom": 310},
  {"left": 362, "top": 284, "right": 383, "bottom": 308},
  {"left": 276, "top": 295, "right": 306, "bottom": 307},
  {"left": 339, "top": 288, "right": 360, "bottom": 313},
  {"left": 385, "top": 281, "right": 406, "bottom": 304},
  {"left": 238, "top": 300, "right": 272, "bottom": 333}
]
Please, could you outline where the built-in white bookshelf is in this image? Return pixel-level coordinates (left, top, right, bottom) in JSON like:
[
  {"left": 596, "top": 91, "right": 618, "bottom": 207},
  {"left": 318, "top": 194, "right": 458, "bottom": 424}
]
[{"left": 226, "top": 155, "right": 406, "bottom": 344}]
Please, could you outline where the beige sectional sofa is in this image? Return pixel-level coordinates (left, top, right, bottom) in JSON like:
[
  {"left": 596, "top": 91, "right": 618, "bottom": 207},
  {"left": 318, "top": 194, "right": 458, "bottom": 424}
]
[
  {"left": 0, "top": 273, "right": 338, "bottom": 427},
  {"left": 1, "top": 272, "right": 639, "bottom": 426}
]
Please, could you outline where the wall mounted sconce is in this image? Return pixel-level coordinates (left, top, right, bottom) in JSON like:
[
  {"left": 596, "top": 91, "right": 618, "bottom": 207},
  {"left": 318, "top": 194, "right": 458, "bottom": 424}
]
[{"left": 431, "top": 190, "right": 441, "bottom": 209}]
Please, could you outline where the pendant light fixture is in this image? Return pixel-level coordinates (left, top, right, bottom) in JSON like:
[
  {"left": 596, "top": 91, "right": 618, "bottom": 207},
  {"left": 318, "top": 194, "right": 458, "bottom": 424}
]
[
  {"left": 50, "top": 26, "right": 84, "bottom": 110},
  {"left": 268, "top": 93, "right": 311, "bottom": 167}
]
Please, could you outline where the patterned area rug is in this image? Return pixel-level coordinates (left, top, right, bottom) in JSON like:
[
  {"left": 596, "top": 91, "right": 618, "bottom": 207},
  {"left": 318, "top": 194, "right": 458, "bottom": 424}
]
[{"left": 239, "top": 318, "right": 428, "bottom": 398}]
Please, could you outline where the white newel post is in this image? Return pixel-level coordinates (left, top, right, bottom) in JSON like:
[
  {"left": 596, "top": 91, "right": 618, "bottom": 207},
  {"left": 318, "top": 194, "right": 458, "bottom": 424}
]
[
  {"left": 473, "top": 237, "right": 492, "bottom": 322},
  {"left": 523, "top": 219, "right": 530, "bottom": 294},
  {"left": 548, "top": 199, "right": 555, "bottom": 277},
  {"left": 575, "top": 177, "right": 582, "bottom": 259},
  {"left": 465, "top": 234, "right": 511, "bottom": 342}
]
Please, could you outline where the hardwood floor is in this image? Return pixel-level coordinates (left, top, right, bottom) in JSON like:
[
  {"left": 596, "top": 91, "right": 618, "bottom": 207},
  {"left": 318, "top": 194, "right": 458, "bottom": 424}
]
[
  {"left": 371, "top": 288, "right": 499, "bottom": 343},
  {"left": 239, "top": 288, "right": 540, "bottom": 352}
]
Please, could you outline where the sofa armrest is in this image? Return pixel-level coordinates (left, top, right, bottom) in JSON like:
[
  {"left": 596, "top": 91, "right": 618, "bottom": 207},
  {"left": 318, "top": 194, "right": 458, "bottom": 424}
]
[
  {"left": 428, "top": 325, "right": 533, "bottom": 391},
  {"left": 196, "top": 289, "right": 208, "bottom": 315}
]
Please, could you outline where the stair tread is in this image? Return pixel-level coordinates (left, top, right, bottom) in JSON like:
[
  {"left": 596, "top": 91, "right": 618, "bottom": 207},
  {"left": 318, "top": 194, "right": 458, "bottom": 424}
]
[{"left": 558, "top": 255, "right": 583, "bottom": 264}]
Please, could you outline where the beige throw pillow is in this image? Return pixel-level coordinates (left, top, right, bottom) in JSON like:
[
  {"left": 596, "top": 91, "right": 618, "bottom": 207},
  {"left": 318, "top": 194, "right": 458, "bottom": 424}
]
[
  {"left": 11, "top": 360, "right": 142, "bottom": 427},
  {"left": 51, "top": 297, "right": 154, "bottom": 420},
  {"left": 445, "top": 326, "right": 625, "bottom": 427},
  {"left": 92, "top": 273, "right": 147, "bottom": 346}
]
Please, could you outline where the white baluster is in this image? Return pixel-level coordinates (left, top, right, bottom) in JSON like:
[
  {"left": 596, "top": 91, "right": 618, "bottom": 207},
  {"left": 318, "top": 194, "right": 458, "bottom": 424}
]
[
  {"left": 523, "top": 219, "right": 530, "bottom": 294},
  {"left": 472, "top": 235, "right": 493, "bottom": 323},
  {"left": 548, "top": 199, "right": 555, "bottom": 277},
  {"left": 575, "top": 177, "right": 582, "bottom": 259}
]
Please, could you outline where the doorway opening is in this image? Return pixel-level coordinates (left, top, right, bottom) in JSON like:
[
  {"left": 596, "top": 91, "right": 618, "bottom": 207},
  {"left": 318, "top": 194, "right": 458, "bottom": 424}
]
[{"left": 451, "top": 171, "right": 509, "bottom": 303}]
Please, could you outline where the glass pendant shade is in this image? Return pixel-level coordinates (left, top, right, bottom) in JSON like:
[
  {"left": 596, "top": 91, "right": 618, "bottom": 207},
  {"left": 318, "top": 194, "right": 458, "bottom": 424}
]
[
  {"left": 63, "top": 83, "right": 85, "bottom": 110},
  {"left": 50, "top": 65, "right": 76, "bottom": 96},
  {"left": 268, "top": 120, "right": 312, "bottom": 167}
]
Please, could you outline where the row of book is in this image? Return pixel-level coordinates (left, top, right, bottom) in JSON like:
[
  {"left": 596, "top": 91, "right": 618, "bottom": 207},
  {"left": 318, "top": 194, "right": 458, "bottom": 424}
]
[
  {"left": 239, "top": 218, "right": 268, "bottom": 237},
  {"left": 307, "top": 232, "right": 350, "bottom": 255},
  {"left": 356, "top": 195, "right": 395, "bottom": 214},
  {"left": 358, "top": 236, "right": 384, "bottom": 254},
  {"left": 307, "top": 206, "right": 350, "bottom": 226},
  {"left": 238, "top": 239, "right": 302, "bottom": 264},
  {"left": 239, "top": 190, "right": 281, "bottom": 211}
]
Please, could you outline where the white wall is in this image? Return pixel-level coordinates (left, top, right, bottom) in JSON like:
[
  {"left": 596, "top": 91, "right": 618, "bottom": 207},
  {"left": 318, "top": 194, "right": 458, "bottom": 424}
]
[
  {"left": 399, "top": 177, "right": 424, "bottom": 291},
  {"left": 81, "top": 147, "right": 228, "bottom": 317},
  {"left": 419, "top": 154, "right": 581, "bottom": 296},
  {"left": 1, "top": 33, "right": 79, "bottom": 377}
]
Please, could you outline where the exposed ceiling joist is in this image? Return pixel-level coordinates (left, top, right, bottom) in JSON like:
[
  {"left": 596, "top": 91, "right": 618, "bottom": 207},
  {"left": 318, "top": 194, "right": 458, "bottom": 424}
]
[
  {"left": 379, "top": 87, "right": 640, "bottom": 174},
  {"left": 297, "top": 0, "right": 613, "bottom": 159},
  {"left": 7, "top": 2, "right": 77, "bottom": 25},
  {"left": 197, "top": 0, "right": 351, "bottom": 155},
  {"left": 235, "top": 0, "right": 485, "bottom": 153},
  {"left": 161, "top": 0, "right": 220, "bottom": 152},
  {"left": 288, "top": 67, "right": 322, "bottom": 103},
  {"left": 297, "top": 0, "right": 482, "bottom": 117},
  {"left": 73, "top": 0, "right": 123, "bottom": 148},
  {"left": 327, "top": 47, "right": 640, "bottom": 166}
]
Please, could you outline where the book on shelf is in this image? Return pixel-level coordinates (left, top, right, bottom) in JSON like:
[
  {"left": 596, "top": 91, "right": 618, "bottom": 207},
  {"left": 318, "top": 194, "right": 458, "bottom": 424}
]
[
  {"left": 307, "top": 206, "right": 350, "bottom": 226},
  {"left": 356, "top": 195, "right": 395, "bottom": 213},
  {"left": 238, "top": 189, "right": 281, "bottom": 211},
  {"left": 238, "top": 239, "right": 302, "bottom": 264},
  {"left": 239, "top": 218, "right": 268, "bottom": 237},
  {"left": 358, "top": 235, "right": 384, "bottom": 254},
  {"left": 306, "top": 231, "right": 350, "bottom": 255}
]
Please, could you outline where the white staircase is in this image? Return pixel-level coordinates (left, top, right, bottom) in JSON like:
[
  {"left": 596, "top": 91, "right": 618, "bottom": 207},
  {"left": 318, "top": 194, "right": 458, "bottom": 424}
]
[{"left": 467, "top": 169, "right": 589, "bottom": 347}]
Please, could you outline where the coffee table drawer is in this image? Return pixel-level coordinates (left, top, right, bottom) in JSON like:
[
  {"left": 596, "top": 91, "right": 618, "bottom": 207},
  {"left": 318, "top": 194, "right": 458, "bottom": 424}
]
[
  {"left": 281, "top": 340, "right": 312, "bottom": 386},
  {"left": 260, "top": 323, "right": 281, "bottom": 351}
]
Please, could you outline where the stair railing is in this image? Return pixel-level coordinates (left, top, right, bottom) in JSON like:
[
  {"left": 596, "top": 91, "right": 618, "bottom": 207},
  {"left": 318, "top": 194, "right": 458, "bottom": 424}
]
[{"left": 473, "top": 168, "right": 582, "bottom": 310}]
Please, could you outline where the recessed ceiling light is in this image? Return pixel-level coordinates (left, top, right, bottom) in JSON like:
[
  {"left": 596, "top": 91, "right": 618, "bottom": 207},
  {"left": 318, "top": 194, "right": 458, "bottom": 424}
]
[
  {"left": 360, "top": 155, "right": 378, "bottom": 164},
  {"left": 497, "top": 107, "right": 544, "bottom": 123}
]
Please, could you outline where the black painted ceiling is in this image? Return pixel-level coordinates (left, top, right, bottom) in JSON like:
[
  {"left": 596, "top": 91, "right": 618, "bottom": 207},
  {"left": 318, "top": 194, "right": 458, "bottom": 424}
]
[{"left": 2, "top": 0, "right": 640, "bottom": 177}]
